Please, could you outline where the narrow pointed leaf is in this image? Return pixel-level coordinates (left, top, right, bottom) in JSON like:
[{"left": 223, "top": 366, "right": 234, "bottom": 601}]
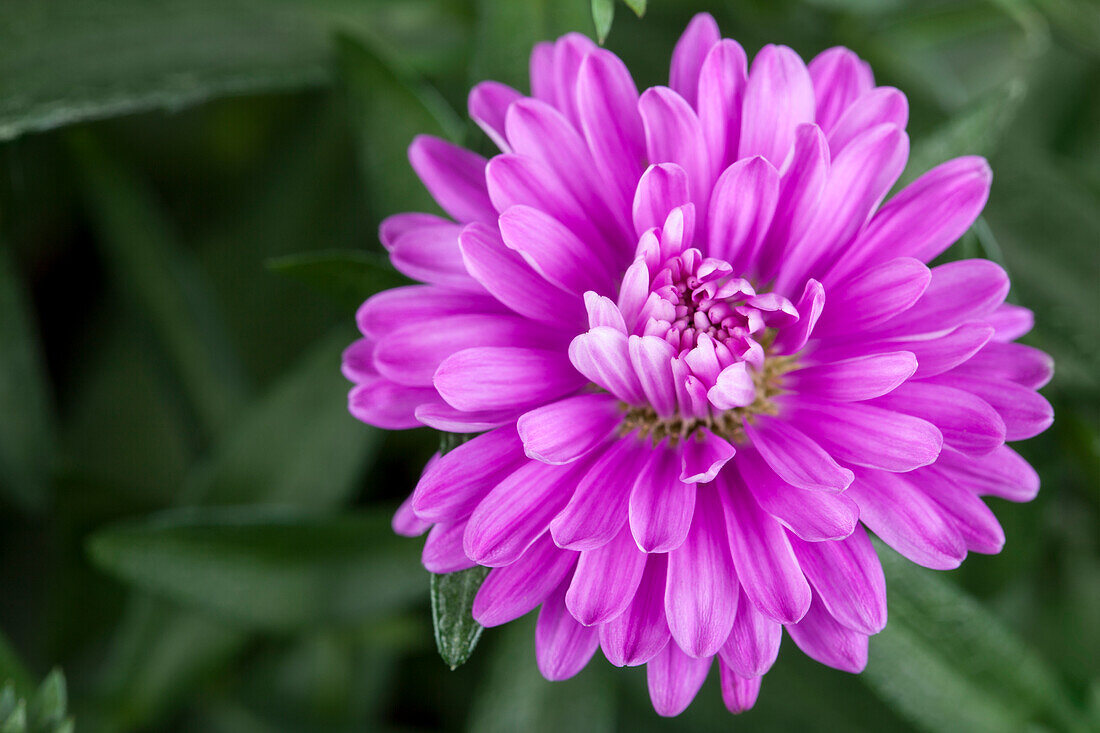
[{"left": 431, "top": 566, "right": 491, "bottom": 669}]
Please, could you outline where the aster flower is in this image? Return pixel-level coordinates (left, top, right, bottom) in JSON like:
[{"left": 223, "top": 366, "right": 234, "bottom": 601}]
[{"left": 343, "top": 12, "right": 1054, "bottom": 717}]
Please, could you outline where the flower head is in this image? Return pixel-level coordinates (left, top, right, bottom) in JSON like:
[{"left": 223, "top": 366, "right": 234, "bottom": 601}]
[{"left": 345, "top": 12, "right": 1053, "bottom": 716}]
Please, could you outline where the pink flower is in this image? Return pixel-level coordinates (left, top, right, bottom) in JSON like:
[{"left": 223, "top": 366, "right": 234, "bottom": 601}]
[{"left": 345, "top": 13, "right": 1054, "bottom": 717}]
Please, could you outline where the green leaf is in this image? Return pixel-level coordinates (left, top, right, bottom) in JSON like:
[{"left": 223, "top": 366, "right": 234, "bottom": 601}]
[
  {"left": 863, "top": 542, "right": 1089, "bottom": 733},
  {"left": 430, "top": 566, "right": 490, "bottom": 670},
  {"left": 429, "top": 431, "right": 487, "bottom": 668},
  {"left": 0, "top": 0, "right": 469, "bottom": 141},
  {"left": 93, "top": 331, "right": 383, "bottom": 726},
  {"left": 26, "top": 670, "right": 66, "bottom": 729},
  {"left": 622, "top": 0, "right": 646, "bottom": 17},
  {"left": 0, "top": 247, "right": 55, "bottom": 512},
  {"left": 182, "top": 329, "right": 379, "bottom": 507},
  {"left": 88, "top": 507, "right": 424, "bottom": 632},
  {"left": 591, "top": 0, "right": 614, "bottom": 44},
  {"left": 337, "top": 34, "right": 463, "bottom": 221},
  {"left": 93, "top": 597, "right": 248, "bottom": 731},
  {"left": 265, "top": 250, "right": 408, "bottom": 308},
  {"left": 0, "top": 701, "right": 25, "bottom": 733},
  {"left": 0, "top": 632, "right": 33, "bottom": 701},
  {"left": 66, "top": 131, "right": 250, "bottom": 439}
]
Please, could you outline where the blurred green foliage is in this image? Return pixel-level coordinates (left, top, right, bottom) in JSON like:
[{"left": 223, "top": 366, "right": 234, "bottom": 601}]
[{"left": 0, "top": 0, "right": 1097, "bottom": 731}]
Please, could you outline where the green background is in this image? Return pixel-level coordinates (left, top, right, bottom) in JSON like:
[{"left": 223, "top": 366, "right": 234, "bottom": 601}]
[{"left": 0, "top": 0, "right": 1097, "bottom": 730}]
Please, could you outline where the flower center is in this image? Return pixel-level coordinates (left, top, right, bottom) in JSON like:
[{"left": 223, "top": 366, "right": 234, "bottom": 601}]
[{"left": 616, "top": 246, "right": 801, "bottom": 445}]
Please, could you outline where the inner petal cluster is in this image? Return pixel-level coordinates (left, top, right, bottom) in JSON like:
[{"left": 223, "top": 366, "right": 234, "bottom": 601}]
[{"left": 572, "top": 206, "right": 805, "bottom": 446}]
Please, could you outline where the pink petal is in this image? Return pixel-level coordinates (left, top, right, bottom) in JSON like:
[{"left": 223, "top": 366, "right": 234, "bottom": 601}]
[
  {"left": 646, "top": 641, "right": 713, "bottom": 717},
  {"left": 357, "top": 284, "right": 508, "bottom": 340},
  {"left": 919, "top": 466, "right": 1005, "bottom": 554},
  {"left": 529, "top": 41, "right": 556, "bottom": 105},
  {"left": 719, "top": 586, "right": 782, "bottom": 678},
  {"left": 584, "top": 293, "right": 628, "bottom": 335},
  {"left": 485, "top": 154, "right": 606, "bottom": 252},
  {"left": 379, "top": 212, "right": 450, "bottom": 252},
  {"left": 665, "top": 486, "right": 739, "bottom": 658},
  {"left": 707, "top": 362, "right": 757, "bottom": 409},
  {"left": 786, "top": 596, "right": 868, "bottom": 673},
  {"left": 934, "top": 445, "right": 1039, "bottom": 502},
  {"left": 407, "top": 135, "right": 495, "bottom": 224},
  {"left": 551, "top": 435, "right": 647, "bottom": 550},
  {"left": 952, "top": 341, "right": 1054, "bottom": 390},
  {"left": 566, "top": 523, "right": 648, "bottom": 626},
  {"left": 738, "top": 447, "right": 858, "bottom": 541},
  {"left": 342, "top": 338, "right": 377, "bottom": 382},
  {"left": 473, "top": 533, "right": 578, "bottom": 627},
  {"left": 464, "top": 458, "right": 591, "bottom": 566},
  {"left": 808, "top": 47, "right": 874, "bottom": 134},
  {"left": 739, "top": 44, "right": 816, "bottom": 167},
  {"left": 374, "top": 313, "right": 558, "bottom": 386},
  {"left": 771, "top": 278, "right": 825, "bottom": 354},
  {"left": 778, "top": 124, "right": 909, "bottom": 293},
  {"left": 577, "top": 49, "right": 646, "bottom": 214},
  {"left": 536, "top": 579, "right": 600, "bottom": 681},
  {"left": 670, "top": 13, "right": 721, "bottom": 106},
  {"left": 756, "top": 124, "right": 830, "bottom": 283},
  {"left": 720, "top": 663, "right": 763, "bottom": 714},
  {"left": 506, "top": 98, "right": 631, "bottom": 250},
  {"left": 518, "top": 393, "right": 622, "bottom": 465},
  {"left": 987, "top": 303, "right": 1034, "bottom": 341},
  {"left": 789, "top": 352, "right": 917, "bottom": 402},
  {"left": 388, "top": 220, "right": 480, "bottom": 291},
  {"left": 680, "top": 428, "right": 736, "bottom": 484},
  {"left": 628, "top": 335, "right": 679, "bottom": 417},
  {"left": 414, "top": 402, "right": 518, "bottom": 433},
  {"left": 412, "top": 425, "right": 525, "bottom": 523},
  {"left": 721, "top": 470, "right": 812, "bottom": 624},
  {"left": 348, "top": 378, "right": 435, "bottom": 430},
  {"left": 435, "top": 346, "right": 585, "bottom": 412},
  {"left": 569, "top": 326, "right": 646, "bottom": 404},
  {"left": 872, "top": 382, "right": 1006, "bottom": 456},
  {"left": 468, "top": 81, "right": 522, "bottom": 153},
  {"left": 830, "top": 156, "right": 992, "bottom": 284},
  {"left": 790, "top": 526, "right": 887, "bottom": 635},
  {"left": 629, "top": 440, "right": 696, "bottom": 553},
  {"left": 827, "top": 87, "right": 909, "bottom": 154},
  {"left": 872, "top": 323, "right": 993, "bottom": 379},
  {"left": 813, "top": 257, "right": 931, "bottom": 336},
  {"left": 600, "top": 554, "right": 671, "bottom": 667},
  {"left": 707, "top": 156, "right": 780, "bottom": 270},
  {"left": 393, "top": 492, "right": 430, "bottom": 537},
  {"left": 422, "top": 521, "right": 475, "bottom": 573},
  {"left": 746, "top": 417, "right": 853, "bottom": 492},
  {"left": 929, "top": 372, "right": 1053, "bottom": 441},
  {"left": 789, "top": 397, "right": 943, "bottom": 473},
  {"left": 698, "top": 39, "right": 748, "bottom": 171},
  {"left": 632, "top": 163, "right": 691, "bottom": 238},
  {"left": 868, "top": 258, "right": 1009, "bottom": 337},
  {"left": 845, "top": 468, "right": 966, "bottom": 570},
  {"left": 639, "top": 86, "right": 713, "bottom": 213},
  {"left": 549, "top": 34, "right": 598, "bottom": 128},
  {"left": 498, "top": 205, "right": 614, "bottom": 295},
  {"left": 459, "top": 222, "right": 585, "bottom": 328}
]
